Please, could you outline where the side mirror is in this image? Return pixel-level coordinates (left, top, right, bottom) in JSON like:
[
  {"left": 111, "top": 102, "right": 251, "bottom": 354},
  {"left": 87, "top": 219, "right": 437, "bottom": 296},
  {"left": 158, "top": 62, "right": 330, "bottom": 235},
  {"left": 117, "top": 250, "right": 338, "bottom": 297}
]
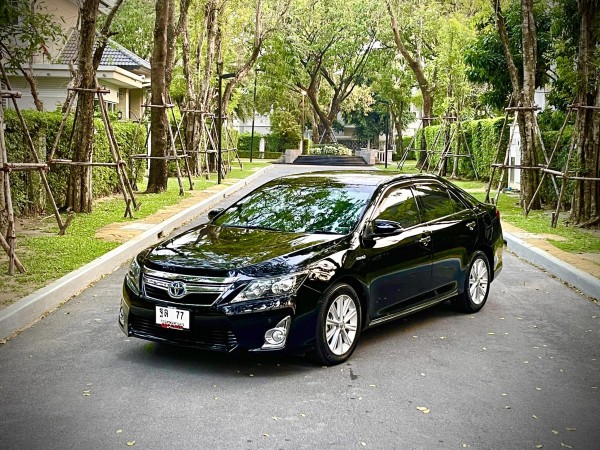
[
  {"left": 372, "top": 219, "right": 404, "bottom": 235},
  {"left": 208, "top": 208, "right": 224, "bottom": 220}
]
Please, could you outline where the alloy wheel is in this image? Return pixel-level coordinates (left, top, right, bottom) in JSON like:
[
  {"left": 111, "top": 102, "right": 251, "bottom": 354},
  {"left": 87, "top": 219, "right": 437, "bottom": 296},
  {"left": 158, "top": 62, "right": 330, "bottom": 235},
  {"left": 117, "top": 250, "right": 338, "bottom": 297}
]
[
  {"left": 469, "top": 258, "right": 489, "bottom": 305},
  {"left": 325, "top": 294, "right": 358, "bottom": 355}
]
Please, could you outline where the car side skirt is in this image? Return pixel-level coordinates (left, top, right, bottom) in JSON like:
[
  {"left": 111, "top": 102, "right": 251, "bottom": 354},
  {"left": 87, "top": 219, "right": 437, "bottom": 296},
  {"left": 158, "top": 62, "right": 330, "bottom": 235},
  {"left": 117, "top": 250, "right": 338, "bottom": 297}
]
[{"left": 367, "top": 289, "right": 458, "bottom": 328}]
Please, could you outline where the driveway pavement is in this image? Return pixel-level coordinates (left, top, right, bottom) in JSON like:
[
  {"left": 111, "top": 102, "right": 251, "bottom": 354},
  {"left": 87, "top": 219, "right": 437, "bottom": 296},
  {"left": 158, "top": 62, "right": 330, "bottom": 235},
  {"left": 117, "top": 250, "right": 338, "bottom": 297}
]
[{"left": 0, "top": 164, "right": 599, "bottom": 449}]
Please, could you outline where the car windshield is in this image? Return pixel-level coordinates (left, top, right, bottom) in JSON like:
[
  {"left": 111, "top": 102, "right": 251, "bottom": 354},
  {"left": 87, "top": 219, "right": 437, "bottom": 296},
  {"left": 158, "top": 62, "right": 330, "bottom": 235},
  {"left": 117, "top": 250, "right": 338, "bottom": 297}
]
[{"left": 213, "top": 176, "right": 375, "bottom": 234}]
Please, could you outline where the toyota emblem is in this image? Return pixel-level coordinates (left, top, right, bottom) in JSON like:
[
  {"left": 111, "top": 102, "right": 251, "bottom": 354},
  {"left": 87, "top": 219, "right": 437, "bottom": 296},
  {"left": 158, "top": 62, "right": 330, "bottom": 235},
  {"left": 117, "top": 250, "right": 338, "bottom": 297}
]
[{"left": 168, "top": 280, "right": 187, "bottom": 298}]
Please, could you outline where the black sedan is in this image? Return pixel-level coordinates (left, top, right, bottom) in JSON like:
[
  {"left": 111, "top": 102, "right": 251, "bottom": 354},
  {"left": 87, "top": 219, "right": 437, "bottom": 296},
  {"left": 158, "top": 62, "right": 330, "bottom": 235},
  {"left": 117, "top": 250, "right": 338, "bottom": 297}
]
[{"left": 119, "top": 171, "right": 504, "bottom": 365}]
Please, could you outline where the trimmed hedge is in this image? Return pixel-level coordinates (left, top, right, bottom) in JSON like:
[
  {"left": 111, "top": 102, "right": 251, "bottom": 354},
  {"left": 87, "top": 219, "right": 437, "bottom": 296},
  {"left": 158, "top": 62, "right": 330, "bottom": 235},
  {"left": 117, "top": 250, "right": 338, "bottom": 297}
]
[
  {"left": 412, "top": 117, "right": 507, "bottom": 180},
  {"left": 410, "top": 117, "right": 574, "bottom": 205},
  {"left": 3, "top": 109, "right": 146, "bottom": 215}
]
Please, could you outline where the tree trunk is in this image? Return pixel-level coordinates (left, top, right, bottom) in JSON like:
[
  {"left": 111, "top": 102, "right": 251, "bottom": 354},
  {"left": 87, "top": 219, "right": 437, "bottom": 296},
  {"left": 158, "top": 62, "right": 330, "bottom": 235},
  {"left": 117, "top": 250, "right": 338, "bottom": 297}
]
[
  {"left": 146, "top": 0, "right": 172, "bottom": 193},
  {"left": 65, "top": 0, "right": 100, "bottom": 213},
  {"left": 570, "top": 0, "right": 600, "bottom": 227},
  {"left": 520, "top": 0, "right": 540, "bottom": 210},
  {"left": 65, "top": 0, "right": 122, "bottom": 211},
  {"left": 387, "top": 0, "right": 434, "bottom": 169}
]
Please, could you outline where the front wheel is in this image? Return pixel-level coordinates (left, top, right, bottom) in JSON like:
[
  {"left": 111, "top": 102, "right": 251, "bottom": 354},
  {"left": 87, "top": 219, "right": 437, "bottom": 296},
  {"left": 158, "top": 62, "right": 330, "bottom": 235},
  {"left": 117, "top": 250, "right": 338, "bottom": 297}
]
[
  {"left": 313, "top": 283, "right": 362, "bottom": 366},
  {"left": 452, "top": 251, "right": 490, "bottom": 313}
]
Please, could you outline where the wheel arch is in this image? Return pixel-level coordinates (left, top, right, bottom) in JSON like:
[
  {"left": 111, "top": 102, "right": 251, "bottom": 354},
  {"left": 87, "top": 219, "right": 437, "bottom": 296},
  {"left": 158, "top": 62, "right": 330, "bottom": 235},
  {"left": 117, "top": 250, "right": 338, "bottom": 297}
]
[
  {"left": 330, "top": 275, "right": 370, "bottom": 329},
  {"left": 478, "top": 244, "right": 495, "bottom": 282}
]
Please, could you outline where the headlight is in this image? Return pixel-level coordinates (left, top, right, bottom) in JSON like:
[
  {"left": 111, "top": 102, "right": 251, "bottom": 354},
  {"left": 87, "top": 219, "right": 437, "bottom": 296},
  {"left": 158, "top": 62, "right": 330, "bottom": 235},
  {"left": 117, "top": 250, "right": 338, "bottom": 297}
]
[
  {"left": 126, "top": 257, "right": 142, "bottom": 295},
  {"left": 231, "top": 273, "right": 306, "bottom": 303}
]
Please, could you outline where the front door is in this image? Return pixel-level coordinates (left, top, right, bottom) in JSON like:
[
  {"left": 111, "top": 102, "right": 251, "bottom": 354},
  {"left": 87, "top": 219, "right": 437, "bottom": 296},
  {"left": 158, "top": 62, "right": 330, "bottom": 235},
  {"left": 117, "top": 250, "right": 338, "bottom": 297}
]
[{"left": 359, "top": 185, "right": 432, "bottom": 320}]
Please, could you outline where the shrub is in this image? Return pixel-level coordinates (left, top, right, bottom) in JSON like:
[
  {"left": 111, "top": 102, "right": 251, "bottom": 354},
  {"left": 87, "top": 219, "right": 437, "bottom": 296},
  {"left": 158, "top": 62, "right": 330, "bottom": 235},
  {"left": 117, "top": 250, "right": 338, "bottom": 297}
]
[
  {"left": 3, "top": 109, "right": 146, "bottom": 215},
  {"left": 269, "top": 110, "right": 301, "bottom": 151}
]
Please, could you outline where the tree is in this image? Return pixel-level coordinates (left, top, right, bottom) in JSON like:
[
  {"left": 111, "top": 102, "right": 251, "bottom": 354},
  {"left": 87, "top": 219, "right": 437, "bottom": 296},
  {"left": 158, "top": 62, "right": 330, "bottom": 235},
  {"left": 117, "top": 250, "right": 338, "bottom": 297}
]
[
  {"left": 65, "top": 0, "right": 124, "bottom": 213},
  {"left": 569, "top": 0, "right": 600, "bottom": 227},
  {"left": 0, "top": 0, "right": 65, "bottom": 111},
  {"left": 106, "top": 0, "right": 155, "bottom": 60},
  {"left": 490, "top": 0, "right": 540, "bottom": 210},
  {"left": 385, "top": 0, "right": 439, "bottom": 167},
  {"left": 464, "top": 1, "right": 552, "bottom": 110},
  {"left": 267, "top": 0, "right": 378, "bottom": 143},
  {"left": 146, "top": 0, "right": 191, "bottom": 194}
]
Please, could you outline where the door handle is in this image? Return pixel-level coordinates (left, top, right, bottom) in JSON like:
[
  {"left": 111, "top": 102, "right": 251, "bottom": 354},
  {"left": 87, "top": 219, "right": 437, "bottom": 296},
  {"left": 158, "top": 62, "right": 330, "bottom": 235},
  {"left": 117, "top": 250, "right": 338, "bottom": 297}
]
[
  {"left": 466, "top": 221, "right": 476, "bottom": 231},
  {"left": 418, "top": 235, "right": 431, "bottom": 245}
]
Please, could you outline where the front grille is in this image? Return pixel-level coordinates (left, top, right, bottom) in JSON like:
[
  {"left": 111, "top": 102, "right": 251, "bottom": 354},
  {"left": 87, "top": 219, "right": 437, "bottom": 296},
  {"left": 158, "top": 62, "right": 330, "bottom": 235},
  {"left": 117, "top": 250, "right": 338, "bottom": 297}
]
[
  {"left": 141, "top": 268, "right": 237, "bottom": 307},
  {"left": 130, "top": 315, "right": 238, "bottom": 352},
  {"left": 144, "top": 284, "right": 219, "bottom": 306}
]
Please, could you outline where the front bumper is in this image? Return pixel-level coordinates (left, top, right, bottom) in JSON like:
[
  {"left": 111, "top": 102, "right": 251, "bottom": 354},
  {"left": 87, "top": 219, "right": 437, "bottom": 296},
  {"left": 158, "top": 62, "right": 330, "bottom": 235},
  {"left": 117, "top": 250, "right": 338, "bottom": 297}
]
[{"left": 119, "top": 284, "right": 312, "bottom": 353}]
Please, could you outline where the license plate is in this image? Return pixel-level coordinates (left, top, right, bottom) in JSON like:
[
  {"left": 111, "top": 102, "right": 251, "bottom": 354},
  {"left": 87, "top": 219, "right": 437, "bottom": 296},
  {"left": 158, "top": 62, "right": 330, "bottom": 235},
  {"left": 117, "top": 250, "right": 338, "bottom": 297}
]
[{"left": 155, "top": 306, "right": 190, "bottom": 330}]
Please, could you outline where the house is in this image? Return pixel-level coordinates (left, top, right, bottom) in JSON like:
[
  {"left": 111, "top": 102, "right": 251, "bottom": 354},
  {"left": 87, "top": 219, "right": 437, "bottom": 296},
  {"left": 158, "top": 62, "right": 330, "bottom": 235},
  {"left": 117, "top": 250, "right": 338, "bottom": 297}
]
[{"left": 3, "top": 0, "right": 149, "bottom": 120}]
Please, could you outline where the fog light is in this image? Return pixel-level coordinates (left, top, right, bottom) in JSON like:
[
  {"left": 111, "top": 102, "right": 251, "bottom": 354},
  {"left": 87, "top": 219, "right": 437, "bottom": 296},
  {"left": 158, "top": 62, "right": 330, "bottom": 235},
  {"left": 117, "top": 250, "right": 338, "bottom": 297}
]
[
  {"left": 119, "top": 306, "right": 125, "bottom": 327},
  {"left": 260, "top": 316, "right": 291, "bottom": 350}
]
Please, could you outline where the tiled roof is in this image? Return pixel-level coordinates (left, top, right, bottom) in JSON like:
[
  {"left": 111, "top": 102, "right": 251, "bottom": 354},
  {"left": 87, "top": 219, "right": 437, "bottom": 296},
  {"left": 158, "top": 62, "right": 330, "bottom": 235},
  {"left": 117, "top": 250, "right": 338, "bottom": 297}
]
[{"left": 60, "top": 30, "right": 150, "bottom": 72}]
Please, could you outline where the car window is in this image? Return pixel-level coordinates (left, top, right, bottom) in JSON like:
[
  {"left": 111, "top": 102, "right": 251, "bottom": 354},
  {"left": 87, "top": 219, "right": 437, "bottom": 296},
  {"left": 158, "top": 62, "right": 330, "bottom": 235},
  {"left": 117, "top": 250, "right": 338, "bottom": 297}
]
[
  {"left": 374, "top": 186, "right": 420, "bottom": 229},
  {"left": 213, "top": 177, "right": 374, "bottom": 234},
  {"left": 412, "top": 184, "right": 465, "bottom": 222}
]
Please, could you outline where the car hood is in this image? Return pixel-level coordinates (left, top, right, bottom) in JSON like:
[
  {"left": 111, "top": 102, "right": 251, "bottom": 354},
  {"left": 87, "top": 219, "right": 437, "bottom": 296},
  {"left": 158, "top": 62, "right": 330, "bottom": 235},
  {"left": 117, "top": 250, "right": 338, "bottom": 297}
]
[{"left": 143, "top": 224, "right": 346, "bottom": 277}]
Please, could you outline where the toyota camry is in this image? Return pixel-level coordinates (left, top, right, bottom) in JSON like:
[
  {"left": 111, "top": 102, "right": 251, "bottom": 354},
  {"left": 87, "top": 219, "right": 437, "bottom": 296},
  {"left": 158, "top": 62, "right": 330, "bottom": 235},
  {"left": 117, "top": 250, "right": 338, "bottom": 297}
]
[{"left": 119, "top": 171, "right": 504, "bottom": 365}]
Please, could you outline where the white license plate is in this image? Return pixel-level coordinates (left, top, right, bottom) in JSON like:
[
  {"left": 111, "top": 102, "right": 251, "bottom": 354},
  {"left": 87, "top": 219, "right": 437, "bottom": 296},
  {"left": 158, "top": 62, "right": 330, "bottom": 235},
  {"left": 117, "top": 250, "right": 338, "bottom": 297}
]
[{"left": 155, "top": 306, "right": 190, "bottom": 330}]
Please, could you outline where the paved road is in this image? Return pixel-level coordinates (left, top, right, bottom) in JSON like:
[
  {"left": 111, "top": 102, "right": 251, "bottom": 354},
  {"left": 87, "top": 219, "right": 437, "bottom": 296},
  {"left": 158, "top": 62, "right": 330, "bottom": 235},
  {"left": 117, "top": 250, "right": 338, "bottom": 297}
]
[{"left": 1, "top": 165, "right": 599, "bottom": 449}]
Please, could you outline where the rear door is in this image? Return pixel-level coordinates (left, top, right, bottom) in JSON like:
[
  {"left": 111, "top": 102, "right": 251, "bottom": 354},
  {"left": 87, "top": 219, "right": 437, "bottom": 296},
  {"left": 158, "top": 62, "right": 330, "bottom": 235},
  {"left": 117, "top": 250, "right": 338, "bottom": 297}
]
[{"left": 412, "top": 182, "right": 479, "bottom": 295}]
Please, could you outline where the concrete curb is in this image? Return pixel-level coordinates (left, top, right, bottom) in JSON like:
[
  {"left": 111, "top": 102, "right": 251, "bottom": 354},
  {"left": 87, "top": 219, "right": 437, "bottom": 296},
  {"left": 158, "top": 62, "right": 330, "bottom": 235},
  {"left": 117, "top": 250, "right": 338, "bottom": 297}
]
[
  {"left": 0, "top": 165, "right": 276, "bottom": 341},
  {"left": 504, "top": 231, "right": 600, "bottom": 301}
]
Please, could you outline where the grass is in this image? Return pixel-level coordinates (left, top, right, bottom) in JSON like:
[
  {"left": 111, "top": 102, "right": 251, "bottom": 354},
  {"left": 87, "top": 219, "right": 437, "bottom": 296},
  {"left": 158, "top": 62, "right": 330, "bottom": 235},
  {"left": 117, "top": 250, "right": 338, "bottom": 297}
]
[{"left": 0, "top": 160, "right": 271, "bottom": 301}]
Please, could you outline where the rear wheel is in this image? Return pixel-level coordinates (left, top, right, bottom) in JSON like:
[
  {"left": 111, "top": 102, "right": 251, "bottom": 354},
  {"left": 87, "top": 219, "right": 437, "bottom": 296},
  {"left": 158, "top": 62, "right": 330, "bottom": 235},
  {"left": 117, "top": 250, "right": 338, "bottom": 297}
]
[
  {"left": 452, "top": 251, "right": 490, "bottom": 313},
  {"left": 313, "top": 283, "right": 361, "bottom": 366}
]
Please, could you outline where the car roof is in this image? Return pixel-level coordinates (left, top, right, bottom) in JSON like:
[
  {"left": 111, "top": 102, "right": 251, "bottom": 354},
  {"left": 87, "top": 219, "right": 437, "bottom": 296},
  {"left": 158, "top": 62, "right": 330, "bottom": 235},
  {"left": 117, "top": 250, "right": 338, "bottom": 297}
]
[{"left": 277, "top": 170, "right": 440, "bottom": 187}]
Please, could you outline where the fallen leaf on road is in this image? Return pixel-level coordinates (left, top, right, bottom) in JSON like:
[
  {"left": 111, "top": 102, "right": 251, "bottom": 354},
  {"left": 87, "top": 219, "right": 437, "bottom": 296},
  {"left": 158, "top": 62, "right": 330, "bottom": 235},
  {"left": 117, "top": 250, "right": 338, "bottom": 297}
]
[
  {"left": 532, "top": 415, "right": 538, "bottom": 419},
  {"left": 127, "top": 441, "right": 135, "bottom": 447},
  {"left": 360, "top": 442, "right": 366, "bottom": 447},
  {"left": 416, "top": 406, "right": 430, "bottom": 414},
  {"left": 536, "top": 387, "right": 542, "bottom": 391},
  {"left": 116, "top": 430, "right": 122, "bottom": 434},
  {"left": 535, "top": 445, "right": 543, "bottom": 449},
  {"left": 552, "top": 430, "right": 559, "bottom": 435}
]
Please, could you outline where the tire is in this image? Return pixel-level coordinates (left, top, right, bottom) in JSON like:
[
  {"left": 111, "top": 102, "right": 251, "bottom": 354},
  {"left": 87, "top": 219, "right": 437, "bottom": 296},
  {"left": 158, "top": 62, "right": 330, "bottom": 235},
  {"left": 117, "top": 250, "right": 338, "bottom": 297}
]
[
  {"left": 452, "top": 251, "right": 491, "bottom": 313},
  {"left": 313, "top": 283, "right": 362, "bottom": 366}
]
